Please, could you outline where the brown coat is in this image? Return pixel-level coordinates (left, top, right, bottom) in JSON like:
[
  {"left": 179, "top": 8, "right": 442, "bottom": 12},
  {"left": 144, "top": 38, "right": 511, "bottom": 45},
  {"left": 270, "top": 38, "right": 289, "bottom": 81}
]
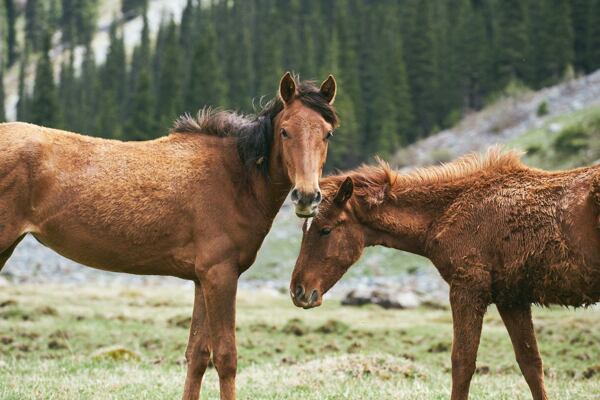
[
  {"left": 291, "top": 148, "right": 600, "bottom": 400},
  {"left": 0, "top": 72, "right": 339, "bottom": 400}
]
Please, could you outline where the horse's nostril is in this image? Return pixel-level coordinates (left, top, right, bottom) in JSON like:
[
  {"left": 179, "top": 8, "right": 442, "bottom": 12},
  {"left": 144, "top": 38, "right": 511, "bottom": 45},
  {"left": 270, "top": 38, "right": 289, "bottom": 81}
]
[
  {"left": 291, "top": 188, "right": 300, "bottom": 203},
  {"left": 314, "top": 190, "right": 322, "bottom": 204},
  {"left": 295, "top": 284, "right": 305, "bottom": 299},
  {"left": 309, "top": 289, "right": 319, "bottom": 304}
]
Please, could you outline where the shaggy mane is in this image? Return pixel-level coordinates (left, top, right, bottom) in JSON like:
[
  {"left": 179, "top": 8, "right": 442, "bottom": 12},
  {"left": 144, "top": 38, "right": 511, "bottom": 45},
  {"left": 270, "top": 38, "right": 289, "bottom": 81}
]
[
  {"left": 171, "top": 76, "right": 339, "bottom": 176},
  {"left": 322, "top": 147, "right": 526, "bottom": 202}
]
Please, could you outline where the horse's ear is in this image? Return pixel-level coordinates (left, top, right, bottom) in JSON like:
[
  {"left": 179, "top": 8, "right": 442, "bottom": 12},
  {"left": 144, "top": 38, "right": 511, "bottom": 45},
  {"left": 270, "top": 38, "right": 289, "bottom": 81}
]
[
  {"left": 320, "top": 75, "right": 337, "bottom": 105},
  {"left": 279, "top": 72, "right": 297, "bottom": 104},
  {"left": 334, "top": 177, "right": 353, "bottom": 205}
]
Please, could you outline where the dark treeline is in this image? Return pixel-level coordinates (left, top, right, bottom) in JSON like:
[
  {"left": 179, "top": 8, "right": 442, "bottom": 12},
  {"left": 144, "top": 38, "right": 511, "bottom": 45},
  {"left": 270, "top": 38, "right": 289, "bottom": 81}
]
[{"left": 2, "top": 0, "right": 600, "bottom": 168}]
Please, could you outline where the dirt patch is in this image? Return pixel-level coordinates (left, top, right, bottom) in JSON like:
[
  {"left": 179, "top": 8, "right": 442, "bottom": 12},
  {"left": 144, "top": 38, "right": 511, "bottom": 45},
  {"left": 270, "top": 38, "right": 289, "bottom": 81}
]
[
  {"left": 582, "top": 365, "right": 600, "bottom": 379},
  {"left": 282, "top": 318, "right": 308, "bottom": 336},
  {"left": 315, "top": 319, "right": 349, "bottom": 334},
  {"left": 167, "top": 315, "right": 191, "bottom": 329},
  {"left": 0, "top": 300, "right": 17, "bottom": 308},
  {"left": 427, "top": 341, "right": 450, "bottom": 353}
]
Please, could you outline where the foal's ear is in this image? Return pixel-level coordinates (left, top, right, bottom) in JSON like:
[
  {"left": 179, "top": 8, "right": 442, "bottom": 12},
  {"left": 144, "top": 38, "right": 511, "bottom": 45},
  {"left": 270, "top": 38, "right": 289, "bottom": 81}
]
[
  {"left": 334, "top": 177, "right": 354, "bottom": 205},
  {"left": 320, "top": 75, "right": 337, "bottom": 105},
  {"left": 279, "top": 72, "right": 297, "bottom": 104}
]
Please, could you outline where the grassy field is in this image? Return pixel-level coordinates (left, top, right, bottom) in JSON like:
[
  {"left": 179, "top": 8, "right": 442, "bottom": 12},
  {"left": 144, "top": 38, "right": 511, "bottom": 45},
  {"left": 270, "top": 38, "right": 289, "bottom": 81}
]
[{"left": 0, "top": 285, "right": 598, "bottom": 399}]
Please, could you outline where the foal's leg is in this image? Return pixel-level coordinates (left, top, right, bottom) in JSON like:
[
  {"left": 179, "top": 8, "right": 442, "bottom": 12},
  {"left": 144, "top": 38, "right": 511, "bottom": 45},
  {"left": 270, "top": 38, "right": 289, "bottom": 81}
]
[
  {"left": 497, "top": 304, "right": 548, "bottom": 400},
  {"left": 449, "top": 285, "right": 488, "bottom": 400},
  {"left": 199, "top": 262, "right": 238, "bottom": 400},
  {"left": 182, "top": 282, "right": 212, "bottom": 400}
]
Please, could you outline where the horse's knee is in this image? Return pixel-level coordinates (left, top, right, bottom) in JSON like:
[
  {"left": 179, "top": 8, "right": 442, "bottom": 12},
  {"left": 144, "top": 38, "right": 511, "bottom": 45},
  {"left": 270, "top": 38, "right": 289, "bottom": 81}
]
[
  {"left": 185, "top": 344, "right": 211, "bottom": 366},
  {"left": 212, "top": 349, "right": 237, "bottom": 379}
]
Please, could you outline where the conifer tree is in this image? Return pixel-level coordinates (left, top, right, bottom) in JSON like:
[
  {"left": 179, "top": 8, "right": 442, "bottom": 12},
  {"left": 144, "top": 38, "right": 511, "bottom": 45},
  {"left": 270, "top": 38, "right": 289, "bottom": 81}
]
[
  {"left": 125, "top": 8, "right": 155, "bottom": 140},
  {"left": 254, "top": 1, "right": 283, "bottom": 96},
  {"left": 226, "top": 0, "right": 255, "bottom": 109},
  {"left": 77, "top": 45, "right": 99, "bottom": 133},
  {"left": 25, "top": 0, "right": 46, "bottom": 51},
  {"left": 155, "top": 20, "right": 182, "bottom": 132},
  {"left": 0, "top": 65, "right": 6, "bottom": 122},
  {"left": 588, "top": 0, "right": 600, "bottom": 71},
  {"left": 31, "top": 34, "right": 59, "bottom": 126},
  {"left": 185, "top": 19, "right": 227, "bottom": 110},
  {"left": 58, "top": 50, "right": 77, "bottom": 131},
  {"left": 405, "top": 0, "right": 438, "bottom": 136},
  {"left": 495, "top": 0, "right": 530, "bottom": 87},
  {"left": 98, "top": 19, "right": 127, "bottom": 137},
  {"left": 571, "top": 0, "right": 591, "bottom": 72},
  {"left": 17, "top": 53, "right": 29, "bottom": 121},
  {"left": 5, "top": 0, "right": 17, "bottom": 66}
]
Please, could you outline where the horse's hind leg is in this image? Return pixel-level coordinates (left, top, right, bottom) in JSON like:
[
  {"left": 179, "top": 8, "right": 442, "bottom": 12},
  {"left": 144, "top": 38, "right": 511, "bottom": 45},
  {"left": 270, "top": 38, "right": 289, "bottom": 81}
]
[
  {"left": 498, "top": 304, "right": 548, "bottom": 400},
  {"left": 0, "top": 234, "right": 25, "bottom": 272},
  {"left": 182, "top": 282, "right": 212, "bottom": 400}
]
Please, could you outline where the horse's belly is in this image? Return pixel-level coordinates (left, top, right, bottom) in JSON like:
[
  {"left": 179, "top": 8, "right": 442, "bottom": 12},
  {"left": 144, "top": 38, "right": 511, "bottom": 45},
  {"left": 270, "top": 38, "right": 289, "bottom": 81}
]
[
  {"left": 492, "top": 260, "right": 600, "bottom": 307},
  {"left": 31, "top": 224, "right": 197, "bottom": 280}
]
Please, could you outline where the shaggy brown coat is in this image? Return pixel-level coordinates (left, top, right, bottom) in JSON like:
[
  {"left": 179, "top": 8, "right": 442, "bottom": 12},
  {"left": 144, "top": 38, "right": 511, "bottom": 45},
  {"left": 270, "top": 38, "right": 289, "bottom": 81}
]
[{"left": 290, "top": 148, "right": 600, "bottom": 400}]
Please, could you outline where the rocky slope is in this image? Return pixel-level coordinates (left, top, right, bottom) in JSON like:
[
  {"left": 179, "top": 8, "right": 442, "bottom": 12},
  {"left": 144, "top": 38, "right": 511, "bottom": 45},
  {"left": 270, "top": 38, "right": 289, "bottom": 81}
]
[{"left": 394, "top": 70, "right": 600, "bottom": 167}]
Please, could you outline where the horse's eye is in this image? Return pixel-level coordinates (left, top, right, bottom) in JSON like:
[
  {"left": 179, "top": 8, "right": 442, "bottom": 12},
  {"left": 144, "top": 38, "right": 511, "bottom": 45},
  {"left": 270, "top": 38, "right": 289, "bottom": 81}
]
[
  {"left": 281, "top": 128, "right": 289, "bottom": 139},
  {"left": 325, "top": 130, "right": 333, "bottom": 140},
  {"left": 319, "top": 227, "right": 331, "bottom": 236}
]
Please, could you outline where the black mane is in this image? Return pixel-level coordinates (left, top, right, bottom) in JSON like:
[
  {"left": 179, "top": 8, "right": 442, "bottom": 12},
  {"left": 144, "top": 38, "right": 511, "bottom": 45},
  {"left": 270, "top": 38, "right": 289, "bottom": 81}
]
[{"left": 171, "top": 78, "right": 339, "bottom": 176}]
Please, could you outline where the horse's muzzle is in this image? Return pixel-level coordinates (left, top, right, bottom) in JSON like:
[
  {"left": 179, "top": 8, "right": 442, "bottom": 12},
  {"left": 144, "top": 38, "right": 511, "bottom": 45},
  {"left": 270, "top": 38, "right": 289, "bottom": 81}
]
[
  {"left": 291, "top": 188, "right": 321, "bottom": 217},
  {"left": 290, "top": 284, "right": 322, "bottom": 309}
]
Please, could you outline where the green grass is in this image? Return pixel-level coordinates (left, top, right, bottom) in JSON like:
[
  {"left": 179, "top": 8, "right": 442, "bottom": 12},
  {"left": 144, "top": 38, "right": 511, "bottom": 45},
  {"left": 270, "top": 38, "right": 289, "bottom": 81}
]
[{"left": 1, "top": 285, "right": 598, "bottom": 399}]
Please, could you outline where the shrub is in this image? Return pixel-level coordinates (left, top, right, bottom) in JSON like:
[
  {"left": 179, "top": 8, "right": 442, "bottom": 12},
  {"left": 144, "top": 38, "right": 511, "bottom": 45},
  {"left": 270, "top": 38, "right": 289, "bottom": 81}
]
[
  {"left": 537, "top": 101, "right": 549, "bottom": 117},
  {"left": 553, "top": 124, "right": 589, "bottom": 154}
]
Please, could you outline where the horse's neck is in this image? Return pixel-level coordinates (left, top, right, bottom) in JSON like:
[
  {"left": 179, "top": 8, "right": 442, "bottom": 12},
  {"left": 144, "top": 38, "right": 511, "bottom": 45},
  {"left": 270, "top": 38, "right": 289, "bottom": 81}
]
[
  {"left": 360, "top": 182, "right": 463, "bottom": 256},
  {"left": 245, "top": 131, "right": 291, "bottom": 224}
]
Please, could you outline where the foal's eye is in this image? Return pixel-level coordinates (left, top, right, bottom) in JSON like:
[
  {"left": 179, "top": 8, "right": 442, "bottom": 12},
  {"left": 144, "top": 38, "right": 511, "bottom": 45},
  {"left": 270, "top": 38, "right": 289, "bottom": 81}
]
[
  {"left": 281, "top": 128, "right": 289, "bottom": 139},
  {"left": 325, "top": 130, "right": 333, "bottom": 140},
  {"left": 319, "top": 227, "right": 332, "bottom": 236}
]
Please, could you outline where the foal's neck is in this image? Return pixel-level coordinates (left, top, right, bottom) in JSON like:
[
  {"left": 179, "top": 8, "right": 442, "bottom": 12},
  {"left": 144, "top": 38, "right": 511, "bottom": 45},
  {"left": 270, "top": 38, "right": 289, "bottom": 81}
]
[{"left": 359, "top": 180, "right": 464, "bottom": 256}]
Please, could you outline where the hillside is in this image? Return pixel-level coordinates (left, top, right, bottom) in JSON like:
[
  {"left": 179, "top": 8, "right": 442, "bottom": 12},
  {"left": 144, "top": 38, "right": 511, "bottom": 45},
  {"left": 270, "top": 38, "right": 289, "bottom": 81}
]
[{"left": 395, "top": 69, "right": 600, "bottom": 169}]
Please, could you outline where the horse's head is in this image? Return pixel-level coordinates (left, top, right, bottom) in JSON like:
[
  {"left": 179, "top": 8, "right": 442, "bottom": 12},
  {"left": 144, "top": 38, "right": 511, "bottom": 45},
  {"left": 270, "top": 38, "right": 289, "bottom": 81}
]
[
  {"left": 275, "top": 72, "right": 338, "bottom": 217},
  {"left": 290, "top": 177, "right": 365, "bottom": 308}
]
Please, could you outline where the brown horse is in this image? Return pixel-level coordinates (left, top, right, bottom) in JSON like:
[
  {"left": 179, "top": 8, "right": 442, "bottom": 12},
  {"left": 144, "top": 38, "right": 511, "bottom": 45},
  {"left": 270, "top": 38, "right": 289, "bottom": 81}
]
[
  {"left": 290, "top": 148, "right": 600, "bottom": 400},
  {"left": 0, "top": 72, "right": 339, "bottom": 400}
]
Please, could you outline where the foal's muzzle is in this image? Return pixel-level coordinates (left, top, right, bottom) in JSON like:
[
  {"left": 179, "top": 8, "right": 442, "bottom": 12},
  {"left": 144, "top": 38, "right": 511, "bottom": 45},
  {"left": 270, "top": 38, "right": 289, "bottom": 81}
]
[
  {"left": 291, "top": 188, "right": 322, "bottom": 217},
  {"left": 290, "top": 283, "right": 322, "bottom": 309}
]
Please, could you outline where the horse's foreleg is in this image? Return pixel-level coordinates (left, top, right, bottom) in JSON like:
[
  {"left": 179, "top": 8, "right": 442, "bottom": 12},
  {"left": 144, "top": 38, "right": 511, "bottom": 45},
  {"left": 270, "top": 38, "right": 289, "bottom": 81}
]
[
  {"left": 199, "top": 262, "right": 238, "bottom": 400},
  {"left": 182, "top": 282, "right": 212, "bottom": 400},
  {"left": 449, "top": 284, "right": 488, "bottom": 400},
  {"left": 498, "top": 304, "right": 548, "bottom": 400}
]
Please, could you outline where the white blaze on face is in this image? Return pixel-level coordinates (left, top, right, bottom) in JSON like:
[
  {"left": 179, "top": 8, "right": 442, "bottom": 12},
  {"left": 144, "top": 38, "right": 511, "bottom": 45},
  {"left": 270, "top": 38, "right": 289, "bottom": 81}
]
[{"left": 305, "top": 217, "right": 313, "bottom": 231}]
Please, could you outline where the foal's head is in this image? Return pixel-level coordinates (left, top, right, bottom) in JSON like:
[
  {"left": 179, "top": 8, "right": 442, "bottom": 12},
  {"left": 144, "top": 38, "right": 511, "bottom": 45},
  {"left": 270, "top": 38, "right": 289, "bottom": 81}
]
[
  {"left": 275, "top": 73, "right": 338, "bottom": 217},
  {"left": 290, "top": 176, "right": 365, "bottom": 308}
]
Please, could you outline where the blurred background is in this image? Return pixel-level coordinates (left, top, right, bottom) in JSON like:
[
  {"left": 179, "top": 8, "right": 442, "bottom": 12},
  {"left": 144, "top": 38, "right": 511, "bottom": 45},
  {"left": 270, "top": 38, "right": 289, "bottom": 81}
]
[{"left": 1, "top": 1, "right": 600, "bottom": 399}]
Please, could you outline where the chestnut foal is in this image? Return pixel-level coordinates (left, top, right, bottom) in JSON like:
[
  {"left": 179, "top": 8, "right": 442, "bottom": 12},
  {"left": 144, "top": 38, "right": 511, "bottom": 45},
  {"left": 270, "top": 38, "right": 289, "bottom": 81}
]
[
  {"left": 291, "top": 148, "right": 600, "bottom": 400},
  {"left": 0, "top": 72, "right": 339, "bottom": 400}
]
